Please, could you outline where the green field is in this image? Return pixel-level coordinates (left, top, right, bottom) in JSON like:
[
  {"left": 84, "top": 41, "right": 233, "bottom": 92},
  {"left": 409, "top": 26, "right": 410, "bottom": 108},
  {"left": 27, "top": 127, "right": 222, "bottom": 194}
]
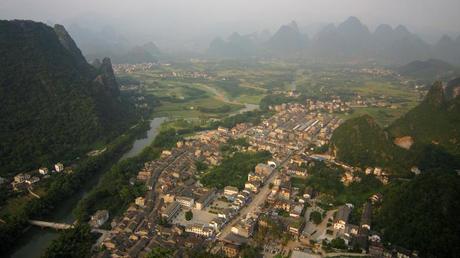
[{"left": 117, "top": 61, "right": 423, "bottom": 125}]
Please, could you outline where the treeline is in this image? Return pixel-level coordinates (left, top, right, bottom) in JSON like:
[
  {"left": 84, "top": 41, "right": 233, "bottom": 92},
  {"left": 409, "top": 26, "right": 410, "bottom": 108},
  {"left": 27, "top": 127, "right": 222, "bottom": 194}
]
[
  {"left": 259, "top": 94, "right": 302, "bottom": 110},
  {"left": 212, "top": 110, "right": 272, "bottom": 129},
  {"left": 201, "top": 151, "right": 272, "bottom": 189},
  {"left": 375, "top": 170, "right": 460, "bottom": 257},
  {"left": 46, "top": 126, "right": 202, "bottom": 257},
  {"left": 214, "top": 79, "right": 261, "bottom": 98},
  {"left": 73, "top": 128, "right": 182, "bottom": 221},
  {"left": 197, "top": 105, "right": 232, "bottom": 114},
  {"left": 43, "top": 224, "right": 95, "bottom": 258},
  {"left": 0, "top": 120, "right": 150, "bottom": 255}
]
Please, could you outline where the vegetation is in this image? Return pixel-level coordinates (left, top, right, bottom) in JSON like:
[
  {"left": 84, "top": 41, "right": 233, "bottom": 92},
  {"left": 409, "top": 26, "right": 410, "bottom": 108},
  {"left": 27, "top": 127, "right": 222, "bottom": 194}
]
[
  {"left": 375, "top": 170, "right": 460, "bottom": 257},
  {"left": 74, "top": 128, "right": 183, "bottom": 221},
  {"left": 213, "top": 110, "right": 271, "bottom": 129},
  {"left": 330, "top": 115, "right": 408, "bottom": 175},
  {"left": 201, "top": 151, "right": 272, "bottom": 189},
  {"left": 145, "top": 247, "right": 174, "bottom": 258},
  {"left": 389, "top": 82, "right": 460, "bottom": 157},
  {"left": 0, "top": 120, "right": 150, "bottom": 255},
  {"left": 310, "top": 211, "right": 323, "bottom": 225},
  {"left": 259, "top": 94, "right": 299, "bottom": 110},
  {"left": 185, "top": 210, "right": 193, "bottom": 221},
  {"left": 43, "top": 224, "right": 94, "bottom": 258},
  {"left": 0, "top": 21, "right": 137, "bottom": 177}
]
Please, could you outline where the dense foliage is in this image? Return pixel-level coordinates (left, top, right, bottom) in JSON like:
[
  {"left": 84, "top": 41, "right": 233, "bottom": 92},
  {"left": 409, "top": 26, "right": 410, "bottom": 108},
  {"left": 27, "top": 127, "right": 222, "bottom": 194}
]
[
  {"left": 213, "top": 110, "right": 272, "bottom": 129},
  {"left": 145, "top": 247, "right": 174, "bottom": 258},
  {"left": 330, "top": 115, "right": 408, "bottom": 174},
  {"left": 375, "top": 170, "right": 460, "bottom": 257},
  {"left": 0, "top": 21, "right": 136, "bottom": 177},
  {"left": 0, "top": 121, "right": 149, "bottom": 255},
  {"left": 43, "top": 224, "right": 94, "bottom": 258},
  {"left": 201, "top": 151, "right": 272, "bottom": 189},
  {"left": 389, "top": 82, "right": 460, "bottom": 157},
  {"left": 74, "top": 128, "right": 183, "bottom": 221}
]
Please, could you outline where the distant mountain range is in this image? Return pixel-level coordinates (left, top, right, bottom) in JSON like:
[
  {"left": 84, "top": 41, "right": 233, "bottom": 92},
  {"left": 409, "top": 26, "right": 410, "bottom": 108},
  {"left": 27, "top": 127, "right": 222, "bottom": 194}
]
[
  {"left": 66, "top": 24, "right": 163, "bottom": 64},
  {"left": 0, "top": 20, "right": 135, "bottom": 176},
  {"left": 207, "top": 16, "right": 460, "bottom": 65}
]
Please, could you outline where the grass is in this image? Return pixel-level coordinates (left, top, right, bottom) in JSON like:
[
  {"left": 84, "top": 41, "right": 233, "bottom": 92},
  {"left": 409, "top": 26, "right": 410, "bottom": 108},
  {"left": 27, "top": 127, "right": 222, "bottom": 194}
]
[
  {"left": 338, "top": 105, "right": 417, "bottom": 127},
  {"left": 154, "top": 97, "right": 244, "bottom": 119}
]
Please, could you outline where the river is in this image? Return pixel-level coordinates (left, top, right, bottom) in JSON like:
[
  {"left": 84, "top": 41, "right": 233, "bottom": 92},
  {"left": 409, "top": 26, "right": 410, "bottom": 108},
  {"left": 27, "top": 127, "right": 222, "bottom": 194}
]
[{"left": 11, "top": 117, "right": 166, "bottom": 258}]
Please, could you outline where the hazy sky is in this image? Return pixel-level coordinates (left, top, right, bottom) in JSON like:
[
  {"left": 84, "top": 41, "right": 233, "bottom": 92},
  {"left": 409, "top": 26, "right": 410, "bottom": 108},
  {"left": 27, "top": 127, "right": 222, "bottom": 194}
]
[{"left": 2, "top": 0, "right": 460, "bottom": 47}]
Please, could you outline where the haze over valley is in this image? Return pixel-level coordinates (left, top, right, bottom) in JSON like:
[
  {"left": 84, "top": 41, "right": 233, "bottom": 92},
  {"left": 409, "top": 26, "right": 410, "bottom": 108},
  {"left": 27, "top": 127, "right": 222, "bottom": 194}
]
[{"left": 0, "top": 1, "right": 459, "bottom": 258}]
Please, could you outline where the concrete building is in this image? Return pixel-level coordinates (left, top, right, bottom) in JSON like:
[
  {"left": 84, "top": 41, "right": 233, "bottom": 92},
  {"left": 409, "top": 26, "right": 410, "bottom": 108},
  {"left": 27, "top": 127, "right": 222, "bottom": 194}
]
[
  {"left": 90, "top": 210, "right": 109, "bottom": 228},
  {"left": 161, "top": 201, "right": 181, "bottom": 222}
]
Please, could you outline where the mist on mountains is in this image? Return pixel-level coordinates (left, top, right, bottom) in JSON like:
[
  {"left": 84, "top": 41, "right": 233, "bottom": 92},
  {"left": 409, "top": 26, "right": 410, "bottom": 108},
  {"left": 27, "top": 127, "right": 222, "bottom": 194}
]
[{"left": 2, "top": 0, "right": 459, "bottom": 63}]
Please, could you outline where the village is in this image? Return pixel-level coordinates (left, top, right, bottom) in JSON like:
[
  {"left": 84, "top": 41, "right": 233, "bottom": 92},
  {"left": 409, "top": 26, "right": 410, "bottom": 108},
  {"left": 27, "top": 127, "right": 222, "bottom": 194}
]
[{"left": 83, "top": 99, "right": 420, "bottom": 258}]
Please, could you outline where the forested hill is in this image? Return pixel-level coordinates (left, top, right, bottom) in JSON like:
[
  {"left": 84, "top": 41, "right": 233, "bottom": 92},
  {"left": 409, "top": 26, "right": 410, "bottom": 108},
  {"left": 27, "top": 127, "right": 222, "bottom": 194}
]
[
  {"left": 0, "top": 20, "right": 136, "bottom": 176},
  {"left": 330, "top": 78, "right": 460, "bottom": 175},
  {"left": 389, "top": 80, "right": 460, "bottom": 157},
  {"left": 329, "top": 115, "right": 406, "bottom": 172}
]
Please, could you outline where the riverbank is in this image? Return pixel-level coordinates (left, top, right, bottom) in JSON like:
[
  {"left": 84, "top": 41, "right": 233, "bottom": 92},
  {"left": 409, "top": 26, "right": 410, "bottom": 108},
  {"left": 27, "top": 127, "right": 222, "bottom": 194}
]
[{"left": 6, "top": 118, "right": 165, "bottom": 258}]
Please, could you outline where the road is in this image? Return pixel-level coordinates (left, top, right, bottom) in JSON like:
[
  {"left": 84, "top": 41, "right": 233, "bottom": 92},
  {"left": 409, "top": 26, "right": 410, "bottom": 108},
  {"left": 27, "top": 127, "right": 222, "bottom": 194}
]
[{"left": 218, "top": 152, "right": 292, "bottom": 240}]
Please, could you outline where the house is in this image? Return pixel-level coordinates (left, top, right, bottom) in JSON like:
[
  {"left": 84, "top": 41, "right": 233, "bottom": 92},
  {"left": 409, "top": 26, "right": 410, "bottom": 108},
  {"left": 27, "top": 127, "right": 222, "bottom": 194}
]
[
  {"left": 137, "top": 170, "right": 151, "bottom": 181},
  {"left": 14, "top": 173, "right": 29, "bottom": 183},
  {"left": 255, "top": 163, "right": 273, "bottom": 176},
  {"left": 218, "top": 208, "right": 233, "bottom": 220},
  {"left": 161, "top": 201, "right": 181, "bottom": 222},
  {"left": 288, "top": 218, "right": 305, "bottom": 236},
  {"left": 334, "top": 205, "right": 352, "bottom": 230},
  {"left": 247, "top": 172, "right": 266, "bottom": 184},
  {"left": 345, "top": 224, "right": 359, "bottom": 238},
  {"left": 25, "top": 176, "right": 40, "bottom": 185},
  {"left": 231, "top": 218, "right": 256, "bottom": 238},
  {"left": 39, "top": 167, "right": 49, "bottom": 175},
  {"left": 370, "top": 193, "right": 383, "bottom": 204},
  {"left": 89, "top": 210, "right": 109, "bottom": 228},
  {"left": 209, "top": 217, "right": 226, "bottom": 231},
  {"left": 176, "top": 196, "right": 195, "bottom": 208},
  {"left": 244, "top": 181, "right": 260, "bottom": 193},
  {"left": 195, "top": 189, "right": 216, "bottom": 210},
  {"left": 224, "top": 186, "right": 239, "bottom": 197},
  {"left": 54, "top": 163, "right": 64, "bottom": 173},
  {"left": 135, "top": 197, "right": 145, "bottom": 207},
  {"left": 290, "top": 204, "right": 304, "bottom": 218},
  {"left": 222, "top": 242, "right": 241, "bottom": 258},
  {"left": 185, "top": 223, "right": 214, "bottom": 237}
]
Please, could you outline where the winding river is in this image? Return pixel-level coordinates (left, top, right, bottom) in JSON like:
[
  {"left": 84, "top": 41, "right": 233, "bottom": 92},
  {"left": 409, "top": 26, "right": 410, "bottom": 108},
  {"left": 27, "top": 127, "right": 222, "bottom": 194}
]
[{"left": 11, "top": 117, "right": 166, "bottom": 258}]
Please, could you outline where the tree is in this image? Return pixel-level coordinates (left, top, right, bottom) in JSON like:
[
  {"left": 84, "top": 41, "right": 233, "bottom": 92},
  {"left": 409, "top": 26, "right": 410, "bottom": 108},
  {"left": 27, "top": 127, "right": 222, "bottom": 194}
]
[
  {"left": 310, "top": 211, "right": 322, "bottom": 225},
  {"left": 145, "top": 247, "right": 173, "bottom": 258},
  {"left": 185, "top": 210, "right": 193, "bottom": 221},
  {"left": 329, "top": 237, "right": 347, "bottom": 250},
  {"left": 43, "top": 223, "right": 94, "bottom": 258}
]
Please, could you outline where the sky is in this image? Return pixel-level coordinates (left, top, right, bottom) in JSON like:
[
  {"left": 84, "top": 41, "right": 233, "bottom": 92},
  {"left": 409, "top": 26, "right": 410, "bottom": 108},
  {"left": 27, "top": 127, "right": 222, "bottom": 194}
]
[{"left": 1, "top": 0, "right": 460, "bottom": 48}]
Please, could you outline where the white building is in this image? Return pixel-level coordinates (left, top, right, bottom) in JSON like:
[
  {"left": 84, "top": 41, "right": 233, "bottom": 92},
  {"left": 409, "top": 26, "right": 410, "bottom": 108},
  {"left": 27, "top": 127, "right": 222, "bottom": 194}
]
[
  {"left": 39, "top": 167, "right": 49, "bottom": 175},
  {"left": 54, "top": 163, "right": 64, "bottom": 173}
]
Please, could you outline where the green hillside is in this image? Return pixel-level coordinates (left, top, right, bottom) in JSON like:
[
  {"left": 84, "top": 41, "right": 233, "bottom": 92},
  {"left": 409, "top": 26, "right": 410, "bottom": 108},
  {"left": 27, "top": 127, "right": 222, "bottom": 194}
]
[
  {"left": 330, "top": 115, "right": 405, "bottom": 169},
  {"left": 388, "top": 81, "right": 460, "bottom": 157},
  {"left": 0, "top": 20, "right": 135, "bottom": 176},
  {"left": 376, "top": 170, "right": 460, "bottom": 257}
]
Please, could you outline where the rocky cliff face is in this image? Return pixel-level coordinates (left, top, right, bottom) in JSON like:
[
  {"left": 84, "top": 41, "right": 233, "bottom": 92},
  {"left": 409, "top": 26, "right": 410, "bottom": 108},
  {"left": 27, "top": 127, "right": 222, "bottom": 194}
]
[
  {"left": 53, "top": 24, "right": 92, "bottom": 72},
  {"left": 94, "top": 57, "right": 120, "bottom": 96}
]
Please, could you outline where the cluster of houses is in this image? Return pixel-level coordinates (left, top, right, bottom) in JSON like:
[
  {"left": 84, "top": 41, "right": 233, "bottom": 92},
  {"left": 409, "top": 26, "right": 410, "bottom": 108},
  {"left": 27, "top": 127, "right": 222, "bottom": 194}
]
[
  {"left": 243, "top": 104, "right": 343, "bottom": 160},
  {"left": 94, "top": 97, "right": 420, "bottom": 258},
  {"left": 97, "top": 121, "right": 259, "bottom": 257},
  {"left": 9, "top": 162, "right": 70, "bottom": 192}
]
